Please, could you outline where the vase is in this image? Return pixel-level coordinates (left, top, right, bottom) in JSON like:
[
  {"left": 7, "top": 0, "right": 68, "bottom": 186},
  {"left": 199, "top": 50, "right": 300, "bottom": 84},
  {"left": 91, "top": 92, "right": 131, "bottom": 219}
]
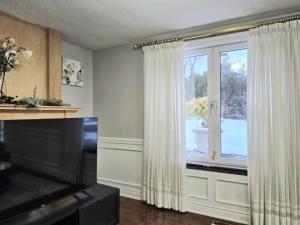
[
  {"left": 192, "top": 127, "right": 208, "bottom": 154},
  {"left": 0, "top": 72, "right": 6, "bottom": 98}
]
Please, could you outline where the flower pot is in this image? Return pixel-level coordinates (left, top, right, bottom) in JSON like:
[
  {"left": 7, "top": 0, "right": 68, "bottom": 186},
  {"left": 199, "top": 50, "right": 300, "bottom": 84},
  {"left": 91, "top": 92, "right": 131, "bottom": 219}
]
[{"left": 192, "top": 127, "right": 208, "bottom": 154}]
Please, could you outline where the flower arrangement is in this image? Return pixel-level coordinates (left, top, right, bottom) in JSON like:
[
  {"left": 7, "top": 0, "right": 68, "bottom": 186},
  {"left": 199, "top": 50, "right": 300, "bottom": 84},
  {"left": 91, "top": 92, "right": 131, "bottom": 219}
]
[
  {"left": 0, "top": 38, "right": 69, "bottom": 108},
  {"left": 186, "top": 97, "right": 208, "bottom": 128},
  {"left": 0, "top": 37, "right": 32, "bottom": 97}
]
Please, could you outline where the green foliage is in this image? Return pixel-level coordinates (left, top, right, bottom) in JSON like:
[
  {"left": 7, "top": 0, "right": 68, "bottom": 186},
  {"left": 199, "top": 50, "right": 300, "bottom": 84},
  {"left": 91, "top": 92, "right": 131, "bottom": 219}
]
[
  {"left": 42, "top": 98, "right": 70, "bottom": 107},
  {"left": 195, "top": 72, "right": 207, "bottom": 98},
  {"left": 221, "top": 72, "right": 247, "bottom": 119},
  {"left": 0, "top": 95, "right": 70, "bottom": 108},
  {"left": 32, "top": 86, "right": 38, "bottom": 99},
  {"left": 16, "top": 97, "right": 70, "bottom": 108},
  {"left": 0, "top": 95, "right": 17, "bottom": 104},
  {"left": 16, "top": 97, "right": 41, "bottom": 107},
  {"left": 185, "top": 72, "right": 207, "bottom": 101}
]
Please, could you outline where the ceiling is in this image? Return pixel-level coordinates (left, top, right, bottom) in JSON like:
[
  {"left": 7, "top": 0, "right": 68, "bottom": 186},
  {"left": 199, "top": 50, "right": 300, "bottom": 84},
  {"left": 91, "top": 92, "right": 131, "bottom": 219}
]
[{"left": 0, "top": 0, "right": 300, "bottom": 50}]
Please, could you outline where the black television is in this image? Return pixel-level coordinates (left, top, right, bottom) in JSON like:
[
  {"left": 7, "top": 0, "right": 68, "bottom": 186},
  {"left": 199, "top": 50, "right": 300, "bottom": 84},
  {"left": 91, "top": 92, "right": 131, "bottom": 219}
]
[{"left": 0, "top": 117, "right": 98, "bottom": 221}]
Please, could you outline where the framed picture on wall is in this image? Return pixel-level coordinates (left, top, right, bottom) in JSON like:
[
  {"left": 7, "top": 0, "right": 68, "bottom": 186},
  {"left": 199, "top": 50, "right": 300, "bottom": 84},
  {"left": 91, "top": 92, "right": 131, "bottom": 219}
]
[{"left": 62, "top": 57, "right": 84, "bottom": 87}]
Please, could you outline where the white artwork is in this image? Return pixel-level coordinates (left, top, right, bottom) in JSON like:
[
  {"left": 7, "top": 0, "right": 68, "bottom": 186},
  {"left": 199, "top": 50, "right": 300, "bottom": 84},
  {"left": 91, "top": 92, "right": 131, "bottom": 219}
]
[{"left": 62, "top": 57, "right": 83, "bottom": 87}]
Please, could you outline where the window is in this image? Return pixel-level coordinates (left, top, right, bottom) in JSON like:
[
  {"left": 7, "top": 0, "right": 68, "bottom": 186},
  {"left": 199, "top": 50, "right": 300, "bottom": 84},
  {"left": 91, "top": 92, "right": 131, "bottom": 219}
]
[
  {"left": 185, "top": 42, "right": 248, "bottom": 167},
  {"left": 185, "top": 53, "right": 209, "bottom": 157}
]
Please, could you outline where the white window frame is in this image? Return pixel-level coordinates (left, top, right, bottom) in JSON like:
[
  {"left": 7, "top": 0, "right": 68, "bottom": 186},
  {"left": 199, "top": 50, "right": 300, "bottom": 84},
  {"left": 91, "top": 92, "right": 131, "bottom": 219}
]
[
  {"left": 184, "top": 33, "right": 248, "bottom": 168},
  {"left": 184, "top": 47, "right": 213, "bottom": 165}
]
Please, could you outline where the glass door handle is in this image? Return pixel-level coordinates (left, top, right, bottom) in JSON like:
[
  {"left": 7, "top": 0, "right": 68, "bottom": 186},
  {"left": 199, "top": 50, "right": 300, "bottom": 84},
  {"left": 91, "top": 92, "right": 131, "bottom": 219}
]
[
  {"left": 212, "top": 150, "right": 216, "bottom": 160},
  {"left": 209, "top": 101, "right": 217, "bottom": 114}
]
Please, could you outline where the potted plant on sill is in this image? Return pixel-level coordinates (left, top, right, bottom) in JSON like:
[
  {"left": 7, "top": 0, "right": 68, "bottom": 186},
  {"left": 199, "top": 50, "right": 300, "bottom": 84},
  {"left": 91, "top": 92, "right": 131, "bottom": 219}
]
[{"left": 186, "top": 97, "right": 208, "bottom": 154}]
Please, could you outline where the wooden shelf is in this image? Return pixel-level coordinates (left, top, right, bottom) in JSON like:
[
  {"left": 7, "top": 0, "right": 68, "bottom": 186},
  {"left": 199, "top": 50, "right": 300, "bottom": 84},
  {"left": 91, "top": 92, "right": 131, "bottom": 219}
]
[{"left": 0, "top": 104, "right": 80, "bottom": 120}]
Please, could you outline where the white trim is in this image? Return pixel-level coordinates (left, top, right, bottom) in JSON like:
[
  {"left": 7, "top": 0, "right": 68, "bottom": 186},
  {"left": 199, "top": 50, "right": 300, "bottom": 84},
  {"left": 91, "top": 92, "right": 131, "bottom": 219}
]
[
  {"left": 184, "top": 32, "right": 249, "bottom": 50},
  {"left": 99, "top": 136, "right": 143, "bottom": 152},
  {"left": 186, "top": 174, "right": 209, "bottom": 179},
  {"left": 188, "top": 194, "right": 209, "bottom": 201},
  {"left": 214, "top": 42, "right": 248, "bottom": 167},
  {"left": 215, "top": 198, "right": 249, "bottom": 208},
  {"left": 188, "top": 198, "right": 249, "bottom": 224},
  {"left": 188, "top": 198, "right": 249, "bottom": 215},
  {"left": 184, "top": 48, "right": 212, "bottom": 164},
  {"left": 215, "top": 178, "right": 249, "bottom": 208},
  {"left": 97, "top": 136, "right": 249, "bottom": 224},
  {"left": 184, "top": 41, "right": 248, "bottom": 168},
  {"left": 98, "top": 177, "right": 142, "bottom": 200},
  {"left": 216, "top": 178, "right": 248, "bottom": 186}
]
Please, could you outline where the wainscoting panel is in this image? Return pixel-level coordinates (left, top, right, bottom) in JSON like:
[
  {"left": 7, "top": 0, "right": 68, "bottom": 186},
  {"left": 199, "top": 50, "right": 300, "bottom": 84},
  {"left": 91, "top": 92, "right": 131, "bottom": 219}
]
[
  {"left": 215, "top": 179, "right": 249, "bottom": 207},
  {"left": 98, "top": 137, "right": 143, "bottom": 200},
  {"left": 187, "top": 175, "right": 209, "bottom": 201},
  {"left": 187, "top": 169, "right": 249, "bottom": 224},
  {"left": 97, "top": 137, "right": 250, "bottom": 224}
]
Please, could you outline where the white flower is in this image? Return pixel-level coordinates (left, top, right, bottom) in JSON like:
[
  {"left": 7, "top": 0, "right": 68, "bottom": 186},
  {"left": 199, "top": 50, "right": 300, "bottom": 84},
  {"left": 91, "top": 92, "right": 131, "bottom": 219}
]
[
  {"left": 9, "top": 38, "right": 15, "bottom": 44},
  {"left": 23, "top": 50, "right": 32, "bottom": 60},
  {"left": 9, "top": 50, "right": 16, "bottom": 55},
  {"left": 5, "top": 50, "right": 17, "bottom": 58},
  {"left": 2, "top": 42, "right": 7, "bottom": 48}
]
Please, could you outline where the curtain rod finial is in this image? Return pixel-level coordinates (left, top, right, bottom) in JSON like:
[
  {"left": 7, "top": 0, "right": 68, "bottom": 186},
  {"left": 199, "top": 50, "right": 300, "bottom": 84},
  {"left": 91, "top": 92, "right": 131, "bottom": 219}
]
[{"left": 133, "top": 43, "right": 140, "bottom": 51}]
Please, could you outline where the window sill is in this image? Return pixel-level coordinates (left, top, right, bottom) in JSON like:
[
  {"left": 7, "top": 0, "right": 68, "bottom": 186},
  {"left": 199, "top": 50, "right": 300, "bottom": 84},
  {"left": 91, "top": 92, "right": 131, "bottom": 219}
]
[{"left": 186, "top": 163, "right": 247, "bottom": 176}]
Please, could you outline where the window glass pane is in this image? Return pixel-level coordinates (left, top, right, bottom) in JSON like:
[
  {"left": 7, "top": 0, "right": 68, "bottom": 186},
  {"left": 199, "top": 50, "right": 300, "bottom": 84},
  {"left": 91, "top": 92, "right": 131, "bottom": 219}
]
[
  {"left": 220, "top": 49, "right": 247, "bottom": 159},
  {"left": 185, "top": 54, "right": 208, "bottom": 156}
]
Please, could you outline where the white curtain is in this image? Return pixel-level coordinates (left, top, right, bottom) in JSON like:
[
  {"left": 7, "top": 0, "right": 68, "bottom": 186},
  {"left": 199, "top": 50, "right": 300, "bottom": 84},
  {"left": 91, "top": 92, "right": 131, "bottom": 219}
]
[
  {"left": 248, "top": 20, "right": 300, "bottom": 225},
  {"left": 142, "top": 41, "right": 186, "bottom": 212}
]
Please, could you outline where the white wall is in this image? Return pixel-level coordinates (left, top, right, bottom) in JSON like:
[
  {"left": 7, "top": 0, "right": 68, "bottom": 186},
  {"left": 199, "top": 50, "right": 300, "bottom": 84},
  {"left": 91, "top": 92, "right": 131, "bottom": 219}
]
[
  {"left": 94, "top": 45, "right": 249, "bottom": 224},
  {"left": 61, "top": 41, "right": 94, "bottom": 117},
  {"left": 93, "top": 45, "right": 143, "bottom": 138}
]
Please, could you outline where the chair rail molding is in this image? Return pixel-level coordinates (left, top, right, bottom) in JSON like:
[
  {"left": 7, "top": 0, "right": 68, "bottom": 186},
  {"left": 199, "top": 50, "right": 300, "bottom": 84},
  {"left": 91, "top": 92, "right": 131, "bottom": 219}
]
[{"left": 99, "top": 137, "right": 143, "bottom": 152}]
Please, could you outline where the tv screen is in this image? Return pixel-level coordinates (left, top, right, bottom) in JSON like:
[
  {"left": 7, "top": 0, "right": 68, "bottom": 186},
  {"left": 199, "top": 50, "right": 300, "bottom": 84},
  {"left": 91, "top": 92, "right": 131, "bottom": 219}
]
[{"left": 0, "top": 117, "right": 98, "bottom": 221}]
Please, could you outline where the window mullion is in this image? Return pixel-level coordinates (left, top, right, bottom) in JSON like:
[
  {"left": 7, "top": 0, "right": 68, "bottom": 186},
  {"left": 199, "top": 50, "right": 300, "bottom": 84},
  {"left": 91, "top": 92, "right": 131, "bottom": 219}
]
[
  {"left": 214, "top": 47, "right": 222, "bottom": 164},
  {"left": 207, "top": 48, "right": 217, "bottom": 164}
]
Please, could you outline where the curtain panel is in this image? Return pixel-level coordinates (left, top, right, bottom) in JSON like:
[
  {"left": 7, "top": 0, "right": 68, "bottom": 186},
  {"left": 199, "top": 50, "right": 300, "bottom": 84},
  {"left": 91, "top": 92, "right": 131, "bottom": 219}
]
[
  {"left": 248, "top": 20, "right": 300, "bottom": 225},
  {"left": 142, "top": 41, "right": 186, "bottom": 212}
]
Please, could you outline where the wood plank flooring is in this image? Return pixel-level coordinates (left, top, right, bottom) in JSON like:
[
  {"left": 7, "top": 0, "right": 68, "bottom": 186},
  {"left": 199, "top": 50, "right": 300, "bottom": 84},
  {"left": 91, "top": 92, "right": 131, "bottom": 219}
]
[{"left": 119, "top": 197, "right": 244, "bottom": 225}]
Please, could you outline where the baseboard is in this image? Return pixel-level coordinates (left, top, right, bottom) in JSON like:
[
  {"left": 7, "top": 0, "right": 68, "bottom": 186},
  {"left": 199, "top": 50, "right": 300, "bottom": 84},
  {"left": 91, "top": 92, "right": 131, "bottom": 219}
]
[
  {"left": 187, "top": 200, "right": 249, "bottom": 224},
  {"left": 97, "top": 177, "right": 142, "bottom": 200}
]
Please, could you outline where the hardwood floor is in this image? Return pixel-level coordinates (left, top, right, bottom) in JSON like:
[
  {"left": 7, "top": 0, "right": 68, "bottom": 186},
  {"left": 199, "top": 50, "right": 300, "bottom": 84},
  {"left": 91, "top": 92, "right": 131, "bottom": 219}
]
[{"left": 119, "top": 197, "right": 244, "bottom": 225}]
